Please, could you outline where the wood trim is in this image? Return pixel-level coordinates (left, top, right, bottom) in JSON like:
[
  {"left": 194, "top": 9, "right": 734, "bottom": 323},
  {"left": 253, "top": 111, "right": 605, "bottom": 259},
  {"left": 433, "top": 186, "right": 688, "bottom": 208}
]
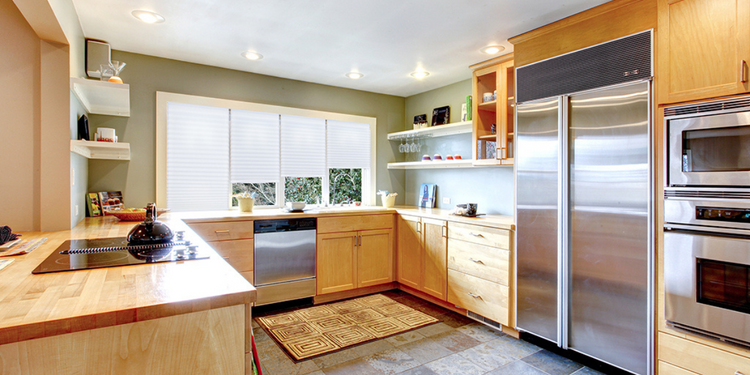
[
  {"left": 468, "top": 53, "right": 514, "bottom": 71},
  {"left": 508, "top": 0, "right": 646, "bottom": 45},
  {"left": 312, "top": 283, "right": 398, "bottom": 304}
]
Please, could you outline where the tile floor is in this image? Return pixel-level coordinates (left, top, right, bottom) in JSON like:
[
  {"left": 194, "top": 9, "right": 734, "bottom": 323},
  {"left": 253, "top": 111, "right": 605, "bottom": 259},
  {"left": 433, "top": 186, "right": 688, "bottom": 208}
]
[{"left": 252, "top": 290, "right": 605, "bottom": 375}]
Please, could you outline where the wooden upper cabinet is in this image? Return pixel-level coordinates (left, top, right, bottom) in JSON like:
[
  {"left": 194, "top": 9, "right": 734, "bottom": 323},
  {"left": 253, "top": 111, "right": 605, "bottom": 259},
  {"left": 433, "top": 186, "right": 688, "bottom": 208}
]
[
  {"left": 657, "top": 0, "right": 750, "bottom": 104},
  {"left": 397, "top": 215, "right": 423, "bottom": 290},
  {"left": 470, "top": 54, "right": 515, "bottom": 166}
]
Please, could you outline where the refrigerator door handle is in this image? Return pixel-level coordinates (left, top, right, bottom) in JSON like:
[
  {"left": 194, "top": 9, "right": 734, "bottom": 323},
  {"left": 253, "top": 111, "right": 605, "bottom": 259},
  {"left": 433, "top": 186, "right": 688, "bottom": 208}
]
[{"left": 558, "top": 95, "right": 570, "bottom": 350}]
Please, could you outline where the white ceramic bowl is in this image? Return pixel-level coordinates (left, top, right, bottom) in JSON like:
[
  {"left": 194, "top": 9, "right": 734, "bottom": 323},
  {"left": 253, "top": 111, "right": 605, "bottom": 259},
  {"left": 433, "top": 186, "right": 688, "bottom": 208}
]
[{"left": 287, "top": 202, "right": 306, "bottom": 210}]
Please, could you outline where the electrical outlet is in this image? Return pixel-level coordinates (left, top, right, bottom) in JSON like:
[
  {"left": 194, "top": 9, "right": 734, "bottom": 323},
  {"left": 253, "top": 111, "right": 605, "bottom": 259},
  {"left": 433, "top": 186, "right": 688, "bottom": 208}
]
[
  {"left": 442, "top": 197, "right": 451, "bottom": 205},
  {"left": 75, "top": 205, "right": 79, "bottom": 216}
]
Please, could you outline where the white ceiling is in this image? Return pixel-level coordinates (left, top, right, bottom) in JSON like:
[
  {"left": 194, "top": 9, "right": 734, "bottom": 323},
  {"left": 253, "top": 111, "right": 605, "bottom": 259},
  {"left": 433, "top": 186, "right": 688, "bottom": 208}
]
[{"left": 71, "top": 0, "right": 610, "bottom": 97}]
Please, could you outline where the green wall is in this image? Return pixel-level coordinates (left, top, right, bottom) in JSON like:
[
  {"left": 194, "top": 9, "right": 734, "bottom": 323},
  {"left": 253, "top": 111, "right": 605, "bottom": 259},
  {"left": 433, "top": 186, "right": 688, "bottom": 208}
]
[{"left": 87, "top": 51, "right": 406, "bottom": 208}]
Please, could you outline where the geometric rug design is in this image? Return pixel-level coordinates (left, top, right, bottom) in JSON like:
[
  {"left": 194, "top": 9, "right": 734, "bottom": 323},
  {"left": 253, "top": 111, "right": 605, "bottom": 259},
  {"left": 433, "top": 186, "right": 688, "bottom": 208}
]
[{"left": 256, "top": 293, "right": 440, "bottom": 361}]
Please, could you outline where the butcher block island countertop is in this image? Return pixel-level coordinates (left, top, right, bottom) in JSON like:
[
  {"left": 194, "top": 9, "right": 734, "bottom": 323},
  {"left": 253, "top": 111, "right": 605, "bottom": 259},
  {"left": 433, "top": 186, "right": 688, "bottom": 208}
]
[{"left": 0, "top": 215, "right": 256, "bottom": 375}]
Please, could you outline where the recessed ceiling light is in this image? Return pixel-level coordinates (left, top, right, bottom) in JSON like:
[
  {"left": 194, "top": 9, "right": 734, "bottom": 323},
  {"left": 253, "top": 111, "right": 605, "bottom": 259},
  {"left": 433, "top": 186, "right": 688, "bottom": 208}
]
[
  {"left": 481, "top": 45, "right": 505, "bottom": 55},
  {"left": 410, "top": 71, "right": 430, "bottom": 79},
  {"left": 242, "top": 51, "right": 263, "bottom": 61},
  {"left": 131, "top": 10, "right": 165, "bottom": 24},
  {"left": 346, "top": 72, "right": 364, "bottom": 79}
]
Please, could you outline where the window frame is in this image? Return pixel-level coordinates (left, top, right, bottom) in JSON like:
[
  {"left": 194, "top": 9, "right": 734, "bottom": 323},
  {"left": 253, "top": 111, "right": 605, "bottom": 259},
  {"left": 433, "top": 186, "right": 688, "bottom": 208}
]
[{"left": 156, "top": 92, "right": 377, "bottom": 210}]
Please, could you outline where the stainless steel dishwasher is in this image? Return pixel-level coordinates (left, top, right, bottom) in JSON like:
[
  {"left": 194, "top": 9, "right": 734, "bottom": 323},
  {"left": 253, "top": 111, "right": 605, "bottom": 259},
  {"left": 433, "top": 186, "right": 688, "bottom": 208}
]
[{"left": 254, "top": 218, "right": 316, "bottom": 305}]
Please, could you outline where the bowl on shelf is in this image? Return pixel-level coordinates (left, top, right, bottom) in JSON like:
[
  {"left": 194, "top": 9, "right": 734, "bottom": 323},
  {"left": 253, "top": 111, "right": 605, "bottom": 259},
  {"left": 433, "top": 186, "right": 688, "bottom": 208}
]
[{"left": 107, "top": 207, "right": 170, "bottom": 221}]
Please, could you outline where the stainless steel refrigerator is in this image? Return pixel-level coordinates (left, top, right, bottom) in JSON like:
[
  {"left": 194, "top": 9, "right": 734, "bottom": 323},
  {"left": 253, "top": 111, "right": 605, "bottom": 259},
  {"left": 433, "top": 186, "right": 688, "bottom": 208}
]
[{"left": 515, "top": 80, "right": 653, "bottom": 374}]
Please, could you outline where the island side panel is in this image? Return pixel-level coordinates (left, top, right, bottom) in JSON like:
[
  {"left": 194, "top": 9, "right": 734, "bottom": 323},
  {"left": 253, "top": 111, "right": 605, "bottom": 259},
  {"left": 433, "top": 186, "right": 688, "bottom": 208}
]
[{"left": 0, "top": 304, "right": 246, "bottom": 375}]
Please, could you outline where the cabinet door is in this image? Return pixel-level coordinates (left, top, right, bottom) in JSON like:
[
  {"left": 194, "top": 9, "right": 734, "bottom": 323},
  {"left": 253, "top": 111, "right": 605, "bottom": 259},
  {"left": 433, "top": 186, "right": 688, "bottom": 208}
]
[
  {"left": 316, "top": 232, "right": 357, "bottom": 295},
  {"left": 357, "top": 229, "right": 393, "bottom": 287},
  {"left": 422, "top": 218, "right": 448, "bottom": 300},
  {"left": 657, "top": 0, "right": 750, "bottom": 104},
  {"left": 397, "top": 215, "right": 422, "bottom": 290}
]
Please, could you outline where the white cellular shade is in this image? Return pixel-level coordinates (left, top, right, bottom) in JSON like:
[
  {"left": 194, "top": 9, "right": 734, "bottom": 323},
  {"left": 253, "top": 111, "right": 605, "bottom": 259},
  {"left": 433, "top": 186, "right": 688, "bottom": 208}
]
[
  {"left": 231, "top": 110, "right": 280, "bottom": 182},
  {"left": 326, "top": 120, "right": 371, "bottom": 169},
  {"left": 166, "top": 102, "right": 229, "bottom": 211},
  {"left": 281, "top": 115, "right": 326, "bottom": 177}
]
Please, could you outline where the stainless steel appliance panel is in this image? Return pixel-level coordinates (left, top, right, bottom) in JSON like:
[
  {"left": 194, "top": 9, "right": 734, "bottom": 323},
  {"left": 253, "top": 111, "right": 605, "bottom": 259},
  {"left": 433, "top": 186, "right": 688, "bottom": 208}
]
[
  {"left": 516, "top": 97, "right": 561, "bottom": 343},
  {"left": 665, "top": 198, "right": 750, "bottom": 231},
  {"left": 568, "top": 82, "right": 650, "bottom": 374},
  {"left": 254, "top": 229, "right": 316, "bottom": 286},
  {"left": 668, "top": 111, "right": 750, "bottom": 187},
  {"left": 665, "top": 228, "right": 750, "bottom": 345}
]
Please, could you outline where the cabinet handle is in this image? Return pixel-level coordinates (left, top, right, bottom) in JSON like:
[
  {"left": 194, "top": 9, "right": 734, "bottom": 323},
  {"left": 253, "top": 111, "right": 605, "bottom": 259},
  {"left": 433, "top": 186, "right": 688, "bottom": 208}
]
[
  {"left": 735, "top": 372, "right": 745, "bottom": 375},
  {"left": 469, "top": 232, "right": 484, "bottom": 238},
  {"left": 442, "top": 225, "right": 447, "bottom": 238},
  {"left": 417, "top": 221, "right": 422, "bottom": 233},
  {"left": 467, "top": 292, "right": 483, "bottom": 300},
  {"left": 358, "top": 235, "right": 362, "bottom": 247},
  {"left": 469, "top": 257, "right": 485, "bottom": 264},
  {"left": 214, "top": 230, "right": 230, "bottom": 235},
  {"left": 742, "top": 60, "right": 748, "bottom": 83}
]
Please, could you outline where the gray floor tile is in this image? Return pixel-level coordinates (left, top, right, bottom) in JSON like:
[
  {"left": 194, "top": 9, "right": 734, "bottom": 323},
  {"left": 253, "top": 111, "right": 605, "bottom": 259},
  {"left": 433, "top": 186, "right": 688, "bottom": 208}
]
[
  {"left": 522, "top": 350, "right": 584, "bottom": 375},
  {"left": 311, "top": 348, "right": 360, "bottom": 369},
  {"left": 398, "top": 337, "right": 454, "bottom": 364},
  {"left": 455, "top": 322, "right": 505, "bottom": 342},
  {"left": 321, "top": 358, "right": 381, "bottom": 375},
  {"left": 260, "top": 356, "right": 320, "bottom": 375},
  {"left": 457, "top": 341, "right": 516, "bottom": 371},
  {"left": 485, "top": 335, "right": 541, "bottom": 360},
  {"left": 414, "top": 322, "right": 453, "bottom": 337},
  {"left": 571, "top": 367, "right": 607, "bottom": 375},
  {"left": 486, "top": 360, "right": 549, "bottom": 375},
  {"left": 397, "top": 365, "right": 440, "bottom": 375},
  {"left": 363, "top": 348, "right": 421, "bottom": 374},
  {"left": 436, "top": 312, "right": 475, "bottom": 328},
  {"left": 352, "top": 339, "right": 396, "bottom": 357},
  {"left": 429, "top": 330, "right": 481, "bottom": 352},
  {"left": 255, "top": 339, "right": 287, "bottom": 362},
  {"left": 253, "top": 327, "right": 271, "bottom": 343},
  {"left": 386, "top": 330, "right": 427, "bottom": 347},
  {"left": 423, "top": 353, "right": 486, "bottom": 375}
]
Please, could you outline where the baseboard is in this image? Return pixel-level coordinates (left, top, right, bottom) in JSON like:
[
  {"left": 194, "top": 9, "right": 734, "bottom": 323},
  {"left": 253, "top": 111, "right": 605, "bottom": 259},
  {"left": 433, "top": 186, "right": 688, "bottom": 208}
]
[
  {"left": 397, "top": 284, "right": 467, "bottom": 316},
  {"left": 313, "top": 282, "right": 398, "bottom": 304}
]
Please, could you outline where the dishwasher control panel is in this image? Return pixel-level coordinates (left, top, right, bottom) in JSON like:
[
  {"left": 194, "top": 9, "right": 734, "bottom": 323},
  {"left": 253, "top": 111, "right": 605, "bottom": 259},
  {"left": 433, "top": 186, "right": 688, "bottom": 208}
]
[{"left": 254, "top": 218, "right": 317, "bottom": 233}]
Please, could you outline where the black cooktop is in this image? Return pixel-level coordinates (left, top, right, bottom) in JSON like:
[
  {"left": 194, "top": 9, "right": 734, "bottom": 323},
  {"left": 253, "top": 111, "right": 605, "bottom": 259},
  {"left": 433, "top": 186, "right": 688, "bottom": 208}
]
[{"left": 32, "top": 237, "right": 210, "bottom": 274}]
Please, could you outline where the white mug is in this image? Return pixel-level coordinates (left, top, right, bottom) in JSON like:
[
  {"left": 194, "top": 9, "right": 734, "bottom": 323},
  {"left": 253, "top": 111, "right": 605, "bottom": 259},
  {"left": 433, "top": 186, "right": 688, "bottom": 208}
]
[{"left": 483, "top": 92, "right": 493, "bottom": 102}]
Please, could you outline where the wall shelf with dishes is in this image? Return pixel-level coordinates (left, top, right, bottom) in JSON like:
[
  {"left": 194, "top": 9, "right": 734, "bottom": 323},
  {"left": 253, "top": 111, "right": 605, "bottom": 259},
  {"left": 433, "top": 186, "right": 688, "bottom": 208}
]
[
  {"left": 70, "top": 77, "right": 130, "bottom": 117},
  {"left": 70, "top": 140, "right": 131, "bottom": 160},
  {"left": 386, "top": 121, "right": 472, "bottom": 140}
]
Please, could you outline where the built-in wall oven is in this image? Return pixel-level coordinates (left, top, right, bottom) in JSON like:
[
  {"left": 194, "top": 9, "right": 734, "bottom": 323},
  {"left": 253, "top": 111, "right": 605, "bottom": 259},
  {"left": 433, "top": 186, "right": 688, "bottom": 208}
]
[{"left": 664, "top": 95, "right": 750, "bottom": 346}]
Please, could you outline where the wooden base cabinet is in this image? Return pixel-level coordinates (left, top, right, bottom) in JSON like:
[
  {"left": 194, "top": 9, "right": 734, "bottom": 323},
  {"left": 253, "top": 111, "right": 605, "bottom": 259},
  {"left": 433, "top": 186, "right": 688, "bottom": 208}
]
[
  {"left": 316, "top": 218, "right": 394, "bottom": 295},
  {"left": 659, "top": 332, "right": 750, "bottom": 375},
  {"left": 186, "top": 221, "right": 254, "bottom": 284},
  {"left": 397, "top": 215, "right": 448, "bottom": 301}
]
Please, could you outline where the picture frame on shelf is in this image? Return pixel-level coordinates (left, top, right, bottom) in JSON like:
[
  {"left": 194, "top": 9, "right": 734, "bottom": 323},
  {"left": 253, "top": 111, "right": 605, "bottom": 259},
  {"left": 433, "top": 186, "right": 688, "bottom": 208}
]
[
  {"left": 431, "top": 106, "right": 450, "bottom": 126},
  {"left": 419, "top": 183, "right": 437, "bottom": 208},
  {"left": 98, "top": 191, "right": 124, "bottom": 214},
  {"left": 86, "top": 193, "right": 102, "bottom": 217}
]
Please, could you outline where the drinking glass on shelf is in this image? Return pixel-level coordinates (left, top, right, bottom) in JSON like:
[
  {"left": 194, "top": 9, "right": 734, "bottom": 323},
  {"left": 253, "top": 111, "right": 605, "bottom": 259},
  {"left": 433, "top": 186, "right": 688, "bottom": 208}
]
[
  {"left": 399, "top": 138, "right": 405, "bottom": 153},
  {"left": 410, "top": 136, "right": 418, "bottom": 153}
]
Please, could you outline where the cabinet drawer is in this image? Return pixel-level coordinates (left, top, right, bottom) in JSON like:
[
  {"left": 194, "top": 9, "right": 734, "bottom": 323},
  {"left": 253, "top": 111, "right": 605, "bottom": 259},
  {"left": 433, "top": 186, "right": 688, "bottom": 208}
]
[
  {"left": 318, "top": 214, "right": 393, "bottom": 233},
  {"left": 448, "top": 222, "right": 509, "bottom": 249},
  {"left": 447, "top": 269, "right": 508, "bottom": 326},
  {"left": 187, "top": 220, "right": 254, "bottom": 241},
  {"left": 208, "top": 239, "right": 254, "bottom": 272},
  {"left": 448, "top": 239, "right": 509, "bottom": 285},
  {"left": 659, "top": 332, "right": 750, "bottom": 375},
  {"left": 658, "top": 361, "right": 698, "bottom": 375}
]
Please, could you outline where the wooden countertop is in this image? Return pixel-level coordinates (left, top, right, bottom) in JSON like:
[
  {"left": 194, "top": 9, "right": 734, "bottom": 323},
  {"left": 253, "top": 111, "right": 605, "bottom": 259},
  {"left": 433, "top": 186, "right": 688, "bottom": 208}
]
[
  {"left": 0, "top": 216, "right": 256, "bottom": 346},
  {"left": 392, "top": 206, "right": 515, "bottom": 230}
]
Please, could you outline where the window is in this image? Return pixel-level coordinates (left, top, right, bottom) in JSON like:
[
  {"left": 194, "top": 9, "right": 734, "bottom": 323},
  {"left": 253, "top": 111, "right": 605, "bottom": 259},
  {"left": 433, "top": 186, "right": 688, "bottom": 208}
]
[{"left": 156, "top": 92, "right": 376, "bottom": 211}]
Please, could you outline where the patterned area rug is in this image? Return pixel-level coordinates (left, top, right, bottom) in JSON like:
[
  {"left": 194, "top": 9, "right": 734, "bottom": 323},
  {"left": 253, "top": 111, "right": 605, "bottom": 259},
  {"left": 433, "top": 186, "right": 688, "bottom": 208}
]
[{"left": 256, "top": 293, "right": 440, "bottom": 361}]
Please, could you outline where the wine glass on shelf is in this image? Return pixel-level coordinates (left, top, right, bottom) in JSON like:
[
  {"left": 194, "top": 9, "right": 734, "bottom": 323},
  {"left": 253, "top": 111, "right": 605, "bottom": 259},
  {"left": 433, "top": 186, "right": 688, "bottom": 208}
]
[
  {"left": 410, "top": 135, "right": 418, "bottom": 153},
  {"left": 399, "top": 137, "right": 405, "bottom": 153}
]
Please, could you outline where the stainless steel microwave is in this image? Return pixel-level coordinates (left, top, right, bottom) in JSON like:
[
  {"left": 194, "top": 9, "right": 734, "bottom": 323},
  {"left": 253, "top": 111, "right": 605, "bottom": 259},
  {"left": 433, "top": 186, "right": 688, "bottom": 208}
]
[{"left": 667, "top": 96, "right": 750, "bottom": 188}]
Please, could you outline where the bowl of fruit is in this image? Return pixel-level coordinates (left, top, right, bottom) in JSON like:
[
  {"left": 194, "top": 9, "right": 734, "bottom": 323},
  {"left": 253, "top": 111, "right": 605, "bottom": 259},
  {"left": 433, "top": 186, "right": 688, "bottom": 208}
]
[{"left": 107, "top": 207, "right": 170, "bottom": 221}]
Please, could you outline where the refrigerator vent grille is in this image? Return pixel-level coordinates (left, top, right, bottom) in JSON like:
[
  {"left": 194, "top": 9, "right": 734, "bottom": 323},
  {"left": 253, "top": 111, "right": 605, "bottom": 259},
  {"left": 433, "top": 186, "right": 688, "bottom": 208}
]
[
  {"left": 664, "top": 97, "right": 750, "bottom": 117},
  {"left": 665, "top": 190, "right": 750, "bottom": 199},
  {"left": 516, "top": 31, "right": 652, "bottom": 103},
  {"left": 466, "top": 311, "right": 502, "bottom": 330}
]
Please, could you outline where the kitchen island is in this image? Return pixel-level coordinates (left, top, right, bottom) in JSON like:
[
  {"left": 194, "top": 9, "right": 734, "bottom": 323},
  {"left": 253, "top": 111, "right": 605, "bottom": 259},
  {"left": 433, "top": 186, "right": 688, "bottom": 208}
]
[{"left": 0, "top": 216, "right": 256, "bottom": 375}]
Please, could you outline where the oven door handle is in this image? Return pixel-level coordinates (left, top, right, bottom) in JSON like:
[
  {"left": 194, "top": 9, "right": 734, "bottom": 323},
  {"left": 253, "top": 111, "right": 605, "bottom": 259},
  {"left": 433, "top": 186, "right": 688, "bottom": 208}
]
[{"left": 665, "top": 223, "right": 750, "bottom": 237}]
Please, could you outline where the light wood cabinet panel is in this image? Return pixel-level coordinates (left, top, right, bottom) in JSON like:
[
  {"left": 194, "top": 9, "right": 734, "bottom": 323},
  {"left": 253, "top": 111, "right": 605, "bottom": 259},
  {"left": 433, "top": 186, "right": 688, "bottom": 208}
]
[
  {"left": 471, "top": 55, "right": 515, "bottom": 165},
  {"left": 448, "top": 222, "right": 510, "bottom": 249},
  {"left": 358, "top": 229, "right": 393, "bottom": 288},
  {"left": 397, "top": 215, "right": 423, "bottom": 290},
  {"left": 447, "top": 269, "right": 509, "bottom": 326},
  {"left": 448, "top": 238, "right": 509, "bottom": 285},
  {"left": 422, "top": 218, "right": 448, "bottom": 300},
  {"left": 658, "top": 361, "right": 699, "bottom": 375},
  {"left": 209, "top": 239, "right": 254, "bottom": 273},
  {"left": 316, "top": 232, "right": 358, "bottom": 295},
  {"left": 187, "top": 220, "right": 254, "bottom": 241},
  {"left": 659, "top": 332, "right": 750, "bottom": 375},
  {"left": 657, "top": 0, "right": 750, "bottom": 104},
  {"left": 317, "top": 214, "right": 393, "bottom": 234}
]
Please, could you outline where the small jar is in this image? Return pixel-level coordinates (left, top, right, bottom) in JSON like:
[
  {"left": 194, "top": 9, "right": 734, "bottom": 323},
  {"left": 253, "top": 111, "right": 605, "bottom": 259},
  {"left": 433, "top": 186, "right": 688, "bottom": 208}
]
[{"left": 491, "top": 124, "right": 497, "bottom": 134}]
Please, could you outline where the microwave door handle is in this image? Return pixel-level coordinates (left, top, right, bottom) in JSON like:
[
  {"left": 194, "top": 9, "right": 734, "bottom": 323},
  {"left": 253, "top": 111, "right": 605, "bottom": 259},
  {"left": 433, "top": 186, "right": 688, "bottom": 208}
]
[{"left": 665, "top": 223, "right": 750, "bottom": 237}]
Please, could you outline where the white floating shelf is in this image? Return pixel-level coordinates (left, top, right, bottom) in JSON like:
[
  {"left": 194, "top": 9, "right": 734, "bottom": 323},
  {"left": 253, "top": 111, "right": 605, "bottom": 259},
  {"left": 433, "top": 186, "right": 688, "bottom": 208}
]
[
  {"left": 70, "top": 77, "right": 130, "bottom": 117},
  {"left": 387, "top": 121, "right": 472, "bottom": 140},
  {"left": 387, "top": 159, "right": 474, "bottom": 169},
  {"left": 70, "top": 140, "right": 130, "bottom": 160}
]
